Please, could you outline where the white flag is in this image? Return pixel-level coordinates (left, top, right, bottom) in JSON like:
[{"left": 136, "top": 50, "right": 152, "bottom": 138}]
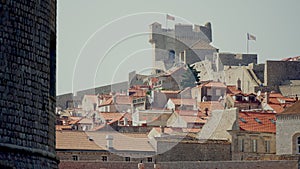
[
  {"left": 166, "top": 14, "right": 175, "bottom": 21},
  {"left": 247, "top": 33, "right": 256, "bottom": 41}
]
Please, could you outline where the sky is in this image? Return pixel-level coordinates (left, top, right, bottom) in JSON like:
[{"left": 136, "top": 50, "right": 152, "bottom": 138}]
[{"left": 57, "top": 0, "right": 300, "bottom": 95}]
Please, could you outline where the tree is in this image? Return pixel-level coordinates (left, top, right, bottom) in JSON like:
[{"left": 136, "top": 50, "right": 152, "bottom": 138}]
[{"left": 180, "top": 64, "right": 200, "bottom": 88}]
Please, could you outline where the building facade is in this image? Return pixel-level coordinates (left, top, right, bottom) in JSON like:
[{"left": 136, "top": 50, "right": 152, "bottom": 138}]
[{"left": 0, "top": 0, "right": 58, "bottom": 168}]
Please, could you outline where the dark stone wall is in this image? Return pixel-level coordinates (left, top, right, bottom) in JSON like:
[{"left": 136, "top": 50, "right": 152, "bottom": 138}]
[{"left": 0, "top": 0, "right": 58, "bottom": 168}]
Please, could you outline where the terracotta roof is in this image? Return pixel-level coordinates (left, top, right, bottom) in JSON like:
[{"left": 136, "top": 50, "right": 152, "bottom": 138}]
[
  {"left": 200, "top": 81, "right": 226, "bottom": 88},
  {"left": 86, "top": 132, "right": 155, "bottom": 152},
  {"left": 56, "top": 131, "right": 104, "bottom": 150},
  {"left": 239, "top": 111, "right": 276, "bottom": 133},
  {"left": 169, "top": 98, "right": 196, "bottom": 106},
  {"left": 100, "top": 97, "right": 113, "bottom": 106},
  {"left": 198, "top": 101, "right": 225, "bottom": 115},
  {"left": 277, "top": 101, "right": 300, "bottom": 115},
  {"left": 98, "top": 112, "right": 124, "bottom": 123},
  {"left": 180, "top": 116, "right": 206, "bottom": 124},
  {"left": 56, "top": 125, "right": 72, "bottom": 130},
  {"left": 281, "top": 56, "right": 300, "bottom": 61},
  {"left": 227, "top": 85, "right": 241, "bottom": 95}
]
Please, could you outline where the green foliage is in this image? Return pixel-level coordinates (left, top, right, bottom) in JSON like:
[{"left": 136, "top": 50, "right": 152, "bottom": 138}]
[{"left": 180, "top": 64, "right": 200, "bottom": 88}]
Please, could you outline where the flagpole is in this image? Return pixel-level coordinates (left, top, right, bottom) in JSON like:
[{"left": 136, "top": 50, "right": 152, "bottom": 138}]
[
  {"left": 247, "top": 33, "right": 249, "bottom": 54},
  {"left": 166, "top": 14, "right": 168, "bottom": 29}
]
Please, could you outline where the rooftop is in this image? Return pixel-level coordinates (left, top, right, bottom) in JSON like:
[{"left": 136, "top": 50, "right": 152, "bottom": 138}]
[
  {"left": 277, "top": 101, "right": 300, "bottom": 115},
  {"left": 239, "top": 111, "right": 276, "bottom": 133}
]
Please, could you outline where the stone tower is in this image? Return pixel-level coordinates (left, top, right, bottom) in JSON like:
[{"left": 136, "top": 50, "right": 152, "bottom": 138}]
[
  {"left": 149, "top": 22, "right": 216, "bottom": 73},
  {"left": 0, "top": 0, "right": 58, "bottom": 168}
]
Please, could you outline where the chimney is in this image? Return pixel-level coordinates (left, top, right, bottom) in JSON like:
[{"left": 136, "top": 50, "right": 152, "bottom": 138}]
[
  {"left": 138, "top": 160, "right": 145, "bottom": 169},
  {"left": 106, "top": 135, "right": 113, "bottom": 149},
  {"left": 124, "top": 117, "right": 128, "bottom": 126},
  {"left": 154, "top": 160, "right": 160, "bottom": 169},
  {"left": 160, "top": 125, "right": 165, "bottom": 134},
  {"left": 237, "top": 78, "right": 241, "bottom": 91},
  {"left": 265, "top": 92, "right": 269, "bottom": 103}
]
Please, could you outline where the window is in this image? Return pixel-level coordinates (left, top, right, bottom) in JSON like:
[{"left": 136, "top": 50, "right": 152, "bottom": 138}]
[
  {"left": 169, "top": 50, "right": 175, "bottom": 60},
  {"left": 298, "top": 137, "right": 300, "bottom": 154},
  {"left": 147, "top": 157, "right": 153, "bottom": 162},
  {"left": 265, "top": 140, "right": 270, "bottom": 153},
  {"left": 102, "top": 156, "right": 107, "bottom": 161},
  {"left": 125, "top": 157, "right": 130, "bottom": 162},
  {"left": 72, "top": 155, "right": 78, "bottom": 161},
  {"left": 252, "top": 139, "right": 257, "bottom": 152},
  {"left": 239, "top": 139, "right": 244, "bottom": 152}
]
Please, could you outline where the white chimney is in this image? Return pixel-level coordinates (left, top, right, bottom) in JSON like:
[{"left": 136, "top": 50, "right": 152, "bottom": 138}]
[
  {"left": 106, "top": 135, "right": 113, "bottom": 149},
  {"left": 124, "top": 117, "right": 128, "bottom": 126}
]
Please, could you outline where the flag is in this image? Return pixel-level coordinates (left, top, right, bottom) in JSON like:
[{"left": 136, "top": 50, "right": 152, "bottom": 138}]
[
  {"left": 247, "top": 33, "right": 256, "bottom": 41},
  {"left": 166, "top": 14, "right": 175, "bottom": 21}
]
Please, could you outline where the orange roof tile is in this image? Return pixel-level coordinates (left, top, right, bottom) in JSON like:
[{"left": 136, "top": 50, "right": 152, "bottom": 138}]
[
  {"left": 56, "top": 131, "right": 104, "bottom": 150},
  {"left": 180, "top": 116, "right": 206, "bottom": 124},
  {"left": 198, "top": 101, "right": 225, "bottom": 115},
  {"left": 239, "top": 111, "right": 276, "bottom": 133},
  {"left": 227, "top": 85, "right": 241, "bottom": 95}
]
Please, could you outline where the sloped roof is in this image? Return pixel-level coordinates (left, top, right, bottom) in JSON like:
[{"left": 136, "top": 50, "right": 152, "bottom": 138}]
[
  {"left": 227, "top": 85, "right": 242, "bottom": 95},
  {"left": 190, "top": 40, "right": 217, "bottom": 50},
  {"left": 180, "top": 116, "right": 206, "bottom": 124},
  {"left": 277, "top": 101, "right": 300, "bottom": 115},
  {"left": 200, "top": 81, "right": 226, "bottom": 88},
  {"left": 86, "top": 132, "right": 155, "bottom": 152},
  {"left": 56, "top": 131, "right": 104, "bottom": 150},
  {"left": 169, "top": 98, "right": 196, "bottom": 106},
  {"left": 198, "top": 101, "right": 225, "bottom": 115},
  {"left": 239, "top": 111, "right": 276, "bottom": 133}
]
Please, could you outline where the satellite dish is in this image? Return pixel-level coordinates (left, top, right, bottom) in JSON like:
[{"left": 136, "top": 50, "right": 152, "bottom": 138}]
[{"left": 257, "top": 90, "right": 261, "bottom": 97}]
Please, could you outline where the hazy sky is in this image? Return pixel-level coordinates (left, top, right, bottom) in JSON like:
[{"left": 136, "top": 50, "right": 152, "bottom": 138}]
[{"left": 57, "top": 0, "right": 300, "bottom": 95}]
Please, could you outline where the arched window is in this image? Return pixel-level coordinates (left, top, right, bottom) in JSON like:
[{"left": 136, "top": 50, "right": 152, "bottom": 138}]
[{"left": 169, "top": 50, "right": 175, "bottom": 60}]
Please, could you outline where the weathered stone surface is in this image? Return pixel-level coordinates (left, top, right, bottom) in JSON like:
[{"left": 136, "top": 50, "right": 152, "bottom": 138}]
[{"left": 0, "top": 0, "right": 58, "bottom": 168}]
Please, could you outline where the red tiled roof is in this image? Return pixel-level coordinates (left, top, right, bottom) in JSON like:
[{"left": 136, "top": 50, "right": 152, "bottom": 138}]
[
  {"left": 200, "top": 81, "right": 226, "bottom": 88},
  {"left": 239, "top": 111, "right": 276, "bottom": 133},
  {"left": 227, "top": 85, "right": 241, "bottom": 95},
  {"left": 98, "top": 112, "right": 124, "bottom": 123},
  {"left": 198, "top": 101, "right": 225, "bottom": 115}
]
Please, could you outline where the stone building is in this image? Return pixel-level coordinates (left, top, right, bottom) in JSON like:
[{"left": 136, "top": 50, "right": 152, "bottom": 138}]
[
  {"left": 276, "top": 101, "right": 300, "bottom": 155},
  {"left": 0, "top": 0, "right": 58, "bottom": 168},
  {"left": 149, "top": 22, "right": 217, "bottom": 73},
  {"left": 229, "top": 111, "right": 276, "bottom": 160},
  {"left": 56, "top": 131, "right": 155, "bottom": 162}
]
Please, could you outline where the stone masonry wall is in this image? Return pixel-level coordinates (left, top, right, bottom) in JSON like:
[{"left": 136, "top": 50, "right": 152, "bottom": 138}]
[
  {"left": 59, "top": 160, "right": 299, "bottom": 169},
  {"left": 0, "top": 0, "right": 58, "bottom": 168}
]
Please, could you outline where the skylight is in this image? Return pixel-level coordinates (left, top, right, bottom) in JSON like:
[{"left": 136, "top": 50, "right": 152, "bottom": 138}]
[
  {"left": 254, "top": 118, "right": 262, "bottom": 124},
  {"left": 240, "top": 117, "right": 247, "bottom": 123},
  {"left": 269, "top": 119, "right": 276, "bottom": 124}
]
